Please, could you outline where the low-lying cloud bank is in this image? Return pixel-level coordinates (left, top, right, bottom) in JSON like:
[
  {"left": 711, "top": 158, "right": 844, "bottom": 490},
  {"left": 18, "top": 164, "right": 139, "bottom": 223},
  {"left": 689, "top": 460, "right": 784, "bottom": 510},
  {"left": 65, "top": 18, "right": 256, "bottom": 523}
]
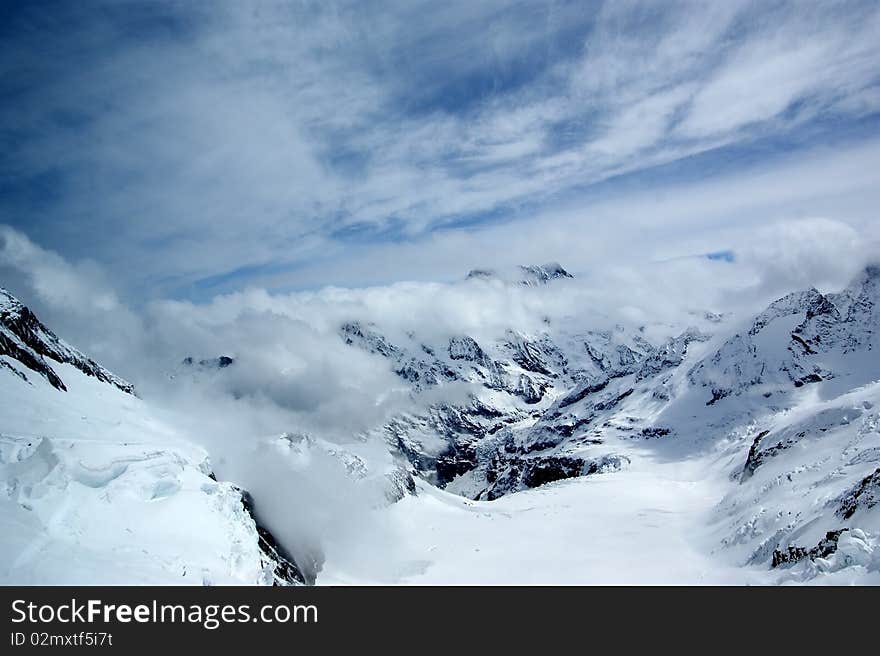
[{"left": 2, "top": 217, "right": 874, "bottom": 436}]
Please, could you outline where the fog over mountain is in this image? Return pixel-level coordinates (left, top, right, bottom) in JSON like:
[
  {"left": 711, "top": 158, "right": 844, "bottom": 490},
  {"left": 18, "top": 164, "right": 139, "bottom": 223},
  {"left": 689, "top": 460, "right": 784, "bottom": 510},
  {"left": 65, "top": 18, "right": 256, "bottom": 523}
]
[
  {"left": 1, "top": 1, "right": 880, "bottom": 585},
  {"left": 2, "top": 229, "right": 879, "bottom": 583}
]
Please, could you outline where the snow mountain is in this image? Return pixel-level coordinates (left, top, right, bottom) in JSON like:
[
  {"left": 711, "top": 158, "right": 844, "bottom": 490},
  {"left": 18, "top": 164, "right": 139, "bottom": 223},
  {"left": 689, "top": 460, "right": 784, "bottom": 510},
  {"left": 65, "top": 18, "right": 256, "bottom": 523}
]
[
  {"left": 333, "top": 265, "right": 880, "bottom": 580},
  {"left": 465, "top": 261, "right": 574, "bottom": 286},
  {"left": 2, "top": 264, "right": 879, "bottom": 584},
  {"left": 1, "top": 287, "right": 133, "bottom": 394},
  {"left": 0, "top": 288, "right": 307, "bottom": 585}
]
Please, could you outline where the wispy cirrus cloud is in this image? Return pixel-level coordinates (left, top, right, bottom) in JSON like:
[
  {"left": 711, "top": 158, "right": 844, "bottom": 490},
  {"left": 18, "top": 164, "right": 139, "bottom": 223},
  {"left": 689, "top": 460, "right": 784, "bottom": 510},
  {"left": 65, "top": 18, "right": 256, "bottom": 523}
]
[{"left": 1, "top": 0, "right": 878, "bottom": 300}]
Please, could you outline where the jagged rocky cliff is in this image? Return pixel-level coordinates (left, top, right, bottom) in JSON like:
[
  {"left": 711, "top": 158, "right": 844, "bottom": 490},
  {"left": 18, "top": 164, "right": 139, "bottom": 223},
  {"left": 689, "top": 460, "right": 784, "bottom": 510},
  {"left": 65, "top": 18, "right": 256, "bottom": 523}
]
[{"left": 0, "top": 287, "right": 134, "bottom": 393}]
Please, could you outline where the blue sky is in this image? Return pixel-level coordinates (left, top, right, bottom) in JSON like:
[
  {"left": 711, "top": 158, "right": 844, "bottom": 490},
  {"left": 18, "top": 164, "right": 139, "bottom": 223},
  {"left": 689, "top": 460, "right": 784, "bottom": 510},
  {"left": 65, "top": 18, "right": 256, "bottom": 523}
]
[{"left": 2, "top": 0, "right": 880, "bottom": 302}]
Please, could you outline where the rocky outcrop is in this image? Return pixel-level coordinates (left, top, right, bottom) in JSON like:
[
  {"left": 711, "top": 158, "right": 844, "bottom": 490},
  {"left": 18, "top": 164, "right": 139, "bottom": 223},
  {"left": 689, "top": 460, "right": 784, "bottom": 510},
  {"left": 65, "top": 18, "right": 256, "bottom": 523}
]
[
  {"left": 385, "top": 400, "right": 522, "bottom": 486},
  {"left": 634, "top": 328, "right": 709, "bottom": 383},
  {"left": 0, "top": 287, "right": 133, "bottom": 394},
  {"left": 182, "top": 355, "right": 235, "bottom": 369},
  {"left": 341, "top": 321, "right": 459, "bottom": 389},
  {"left": 481, "top": 450, "right": 628, "bottom": 500},
  {"left": 836, "top": 467, "right": 880, "bottom": 519},
  {"left": 341, "top": 290, "right": 662, "bottom": 497},
  {"left": 239, "top": 489, "right": 309, "bottom": 585},
  {"left": 742, "top": 408, "right": 864, "bottom": 482},
  {"left": 339, "top": 264, "right": 880, "bottom": 513},
  {"left": 771, "top": 529, "right": 850, "bottom": 568}
]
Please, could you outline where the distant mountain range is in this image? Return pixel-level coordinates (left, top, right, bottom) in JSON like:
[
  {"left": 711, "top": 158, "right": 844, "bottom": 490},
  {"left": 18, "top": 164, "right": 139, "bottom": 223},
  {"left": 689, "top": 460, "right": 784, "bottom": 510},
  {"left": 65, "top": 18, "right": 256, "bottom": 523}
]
[{"left": 2, "top": 264, "right": 878, "bottom": 583}]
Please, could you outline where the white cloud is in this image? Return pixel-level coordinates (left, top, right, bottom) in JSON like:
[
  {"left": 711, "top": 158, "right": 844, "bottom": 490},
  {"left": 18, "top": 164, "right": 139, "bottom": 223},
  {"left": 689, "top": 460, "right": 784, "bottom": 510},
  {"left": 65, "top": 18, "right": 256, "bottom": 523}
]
[
  {"left": 679, "top": 8, "right": 880, "bottom": 138},
  {"left": 0, "top": 225, "right": 119, "bottom": 314},
  {"left": 2, "top": 1, "right": 878, "bottom": 296},
  {"left": 4, "top": 0, "right": 880, "bottom": 584},
  {"left": 588, "top": 84, "right": 694, "bottom": 157},
  {"left": 3, "top": 213, "right": 876, "bottom": 575}
]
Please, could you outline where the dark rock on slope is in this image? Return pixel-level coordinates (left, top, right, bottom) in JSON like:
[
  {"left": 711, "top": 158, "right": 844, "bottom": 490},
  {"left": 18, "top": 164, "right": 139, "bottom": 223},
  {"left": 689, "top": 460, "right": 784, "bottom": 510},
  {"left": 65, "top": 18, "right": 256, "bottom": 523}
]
[
  {"left": 837, "top": 468, "right": 880, "bottom": 520},
  {"left": 0, "top": 287, "right": 133, "bottom": 394},
  {"left": 239, "top": 489, "right": 310, "bottom": 585}
]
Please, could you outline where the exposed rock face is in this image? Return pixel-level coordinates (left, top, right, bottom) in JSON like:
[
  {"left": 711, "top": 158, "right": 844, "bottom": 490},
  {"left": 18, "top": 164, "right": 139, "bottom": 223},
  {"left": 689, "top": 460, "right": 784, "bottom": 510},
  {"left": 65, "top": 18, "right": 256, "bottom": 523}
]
[
  {"left": 238, "top": 490, "right": 308, "bottom": 585},
  {"left": 518, "top": 262, "right": 574, "bottom": 286},
  {"left": 182, "top": 355, "right": 236, "bottom": 369},
  {"left": 740, "top": 430, "right": 771, "bottom": 481},
  {"left": 742, "top": 408, "right": 864, "bottom": 482},
  {"left": 385, "top": 466, "right": 418, "bottom": 503},
  {"left": 448, "top": 336, "right": 490, "bottom": 364},
  {"left": 384, "top": 400, "right": 523, "bottom": 487},
  {"left": 634, "top": 328, "right": 709, "bottom": 383},
  {"left": 481, "top": 451, "right": 629, "bottom": 500},
  {"left": 341, "top": 321, "right": 459, "bottom": 390},
  {"left": 503, "top": 330, "right": 564, "bottom": 376},
  {"left": 689, "top": 266, "right": 880, "bottom": 404},
  {"left": 340, "top": 273, "right": 679, "bottom": 497},
  {"left": 837, "top": 468, "right": 880, "bottom": 519},
  {"left": 0, "top": 287, "right": 133, "bottom": 394},
  {"left": 771, "top": 529, "right": 850, "bottom": 568},
  {"left": 336, "top": 262, "right": 732, "bottom": 500}
]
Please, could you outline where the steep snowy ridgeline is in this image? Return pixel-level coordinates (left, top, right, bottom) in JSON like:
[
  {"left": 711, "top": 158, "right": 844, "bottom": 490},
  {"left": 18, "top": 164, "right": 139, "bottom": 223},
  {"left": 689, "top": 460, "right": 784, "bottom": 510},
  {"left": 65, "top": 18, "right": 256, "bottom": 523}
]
[
  {"left": 0, "top": 357, "right": 303, "bottom": 585},
  {"left": 0, "top": 287, "right": 133, "bottom": 394},
  {"left": 636, "top": 266, "right": 880, "bottom": 581},
  {"left": 689, "top": 265, "right": 880, "bottom": 404}
]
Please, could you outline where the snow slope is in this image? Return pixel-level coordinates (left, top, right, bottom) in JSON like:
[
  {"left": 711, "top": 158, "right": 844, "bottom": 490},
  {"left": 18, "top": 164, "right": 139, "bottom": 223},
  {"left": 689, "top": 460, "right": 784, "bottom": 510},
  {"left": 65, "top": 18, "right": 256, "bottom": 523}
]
[
  {"left": 320, "top": 265, "right": 880, "bottom": 584},
  {"left": 321, "top": 448, "right": 765, "bottom": 585},
  {"left": 320, "top": 381, "right": 880, "bottom": 585},
  {"left": 0, "top": 287, "right": 312, "bottom": 586},
  {"left": 1, "top": 287, "right": 133, "bottom": 394},
  {"left": 0, "top": 360, "right": 275, "bottom": 584}
]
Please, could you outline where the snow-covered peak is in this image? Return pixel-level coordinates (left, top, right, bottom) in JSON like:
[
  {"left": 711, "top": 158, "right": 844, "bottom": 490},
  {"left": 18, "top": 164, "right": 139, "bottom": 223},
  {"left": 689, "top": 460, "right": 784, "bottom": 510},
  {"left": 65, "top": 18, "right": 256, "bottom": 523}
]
[
  {"left": 826, "top": 263, "right": 880, "bottom": 327},
  {"left": 687, "top": 265, "right": 880, "bottom": 405},
  {"left": 0, "top": 286, "right": 133, "bottom": 394},
  {"left": 519, "top": 262, "right": 574, "bottom": 285},
  {"left": 466, "top": 262, "right": 574, "bottom": 286},
  {"left": 748, "top": 288, "right": 824, "bottom": 335}
]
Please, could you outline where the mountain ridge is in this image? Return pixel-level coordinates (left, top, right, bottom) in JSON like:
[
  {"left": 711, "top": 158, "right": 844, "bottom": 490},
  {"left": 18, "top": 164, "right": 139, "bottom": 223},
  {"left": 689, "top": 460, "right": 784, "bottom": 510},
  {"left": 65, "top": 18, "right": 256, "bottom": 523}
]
[{"left": 0, "top": 287, "right": 133, "bottom": 394}]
